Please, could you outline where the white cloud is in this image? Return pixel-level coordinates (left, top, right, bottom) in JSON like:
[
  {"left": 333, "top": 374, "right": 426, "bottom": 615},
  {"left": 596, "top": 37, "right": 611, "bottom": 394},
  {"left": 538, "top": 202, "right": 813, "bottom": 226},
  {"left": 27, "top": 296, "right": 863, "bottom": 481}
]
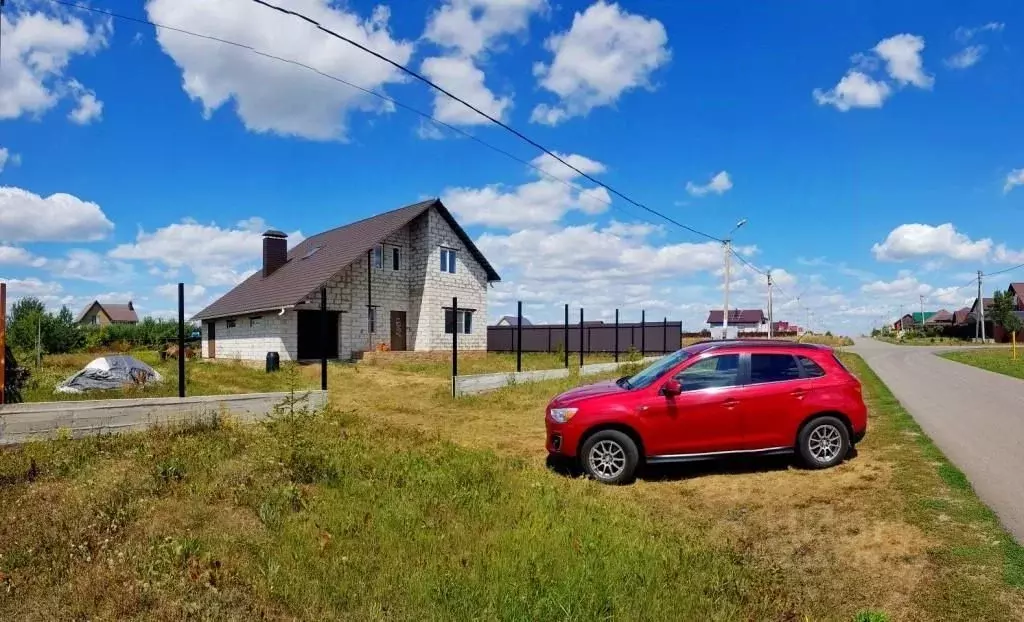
[
  {"left": 441, "top": 152, "right": 610, "bottom": 227},
  {"left": 155, "top": 283, "right": 207, "bottom": 299},
  {"left": 955, "top": 22, "right": 1004, "bottom": 43},
  {"left": 0, "top": 277, "right": 62, "bottom": 298},
  {"left": 685, "top": 171, "right": 733, "bottom": 197},
  {"left": 1003, "top": 169, "right": 1024, "bottom": 193},
  {"left": 862, "top": 275, "right": 931, "bottom": 297},
  {"left": 874, "top": 34, "right": 932, "bottom": 88},
  {"left": 44, "top": 248, "right": 134, "bottom": 282},
  {"left": 145, "top": 0, "right": 413, "bottom": 141},
  {"left": 872, "top": 223, "right": 992, "bottom": 262},
  {"left": 424, "top": 0, "right": 547, "bottom": 57},
  {"left": 994, "top": 244, "right": 1024, "bottom": 265},
  {"left": 0, "top": 245, "right": 44, "bottom": 267},
  {"left": 530, "top": 1, "right": 670, "bottom": 125},
  {"left": 109, "top": 218, "right": 300, "bottom": 287},
  {"left": 0, "top": 186, "right": 114, "bottom": 242},
  {"left": 0, "top": 147, "right": 22, "bottom": 173},
  {"left": 0, "top": 7, "right": 110, "bottom": 121},
  {"left": 813, "top": 70, "right": 892, "bottom": 111},
  {"left": 67, "top": 80, "right": 103, "bottom": 124},
  {"left": 814, "top": 33, "right": 931, "bottom": 111},
  {"left": 945, "top": 45, "right": 986, "bottom": 69},
  {"left": 419, "top": 56, "right": 512, "bottom": 125}
]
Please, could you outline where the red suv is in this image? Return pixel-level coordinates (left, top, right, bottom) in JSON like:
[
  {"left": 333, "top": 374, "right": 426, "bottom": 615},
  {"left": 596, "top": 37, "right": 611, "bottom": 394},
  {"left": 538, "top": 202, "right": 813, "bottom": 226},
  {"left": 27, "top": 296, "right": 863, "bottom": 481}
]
[{"left": 545, "top": 341, "right": 867, "bottom": 484}]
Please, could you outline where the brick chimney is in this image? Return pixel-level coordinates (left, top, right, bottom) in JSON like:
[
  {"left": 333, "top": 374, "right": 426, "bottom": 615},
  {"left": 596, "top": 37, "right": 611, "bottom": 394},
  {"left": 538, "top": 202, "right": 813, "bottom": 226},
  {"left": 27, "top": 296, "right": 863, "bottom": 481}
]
[
  {"left": 128, "top": 301, "right": 134, "bottom": 311},
  {"left": 262, "top": 230, "right": 288, "bottom": 277}
]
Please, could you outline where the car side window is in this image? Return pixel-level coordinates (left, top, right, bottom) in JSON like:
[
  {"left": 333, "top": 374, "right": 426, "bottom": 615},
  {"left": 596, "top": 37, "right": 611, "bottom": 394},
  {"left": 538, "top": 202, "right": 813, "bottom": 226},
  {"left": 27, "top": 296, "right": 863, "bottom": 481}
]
[
  {"left": 797, "top": 356, "right": 826, "bottom": 378},
  {"left": 676, "top": 354, "right": 740, "bottom": 392},
  {"left": 749, "top": 354, "right": 801, "bottom": 384}
]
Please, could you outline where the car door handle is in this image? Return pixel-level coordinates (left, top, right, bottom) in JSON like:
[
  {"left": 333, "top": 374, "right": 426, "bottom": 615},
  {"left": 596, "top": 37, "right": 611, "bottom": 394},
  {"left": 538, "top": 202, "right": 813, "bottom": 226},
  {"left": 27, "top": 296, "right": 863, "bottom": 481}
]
[
  {"left": 790, "top": 389, "right": 807, "bottom": 399},
  {"left": 722, "top": 398, "right": 740, "bottom": 409}
]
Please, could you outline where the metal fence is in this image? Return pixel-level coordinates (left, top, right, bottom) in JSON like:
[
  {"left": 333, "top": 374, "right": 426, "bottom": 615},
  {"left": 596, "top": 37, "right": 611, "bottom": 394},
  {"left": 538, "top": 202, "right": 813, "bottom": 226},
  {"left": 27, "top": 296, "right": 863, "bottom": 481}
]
[{"left": 488, "top": 321, "right": 682, "bottom": 355}]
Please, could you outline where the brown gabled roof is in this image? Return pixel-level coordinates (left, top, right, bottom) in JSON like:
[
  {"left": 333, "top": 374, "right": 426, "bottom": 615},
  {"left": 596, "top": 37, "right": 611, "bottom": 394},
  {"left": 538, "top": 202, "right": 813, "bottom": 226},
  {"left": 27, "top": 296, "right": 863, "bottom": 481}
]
[
  {"left": 193, "top": 199, "right": 500, "bottom": 321},
  {"left": 76, "top": 301, "right": 139, "bottom": 323},
  {"left": 953, "top": 307, "right": 971, "bottom": 325},
  {"left": 925, "top": 309, "right": 953, "bottom": 323},
  {"left": 1010, "top": 283, "right": 1024, "bottom": 297},
  {"left": 707, "top": 309, "right": 765, "bottom": 324}
]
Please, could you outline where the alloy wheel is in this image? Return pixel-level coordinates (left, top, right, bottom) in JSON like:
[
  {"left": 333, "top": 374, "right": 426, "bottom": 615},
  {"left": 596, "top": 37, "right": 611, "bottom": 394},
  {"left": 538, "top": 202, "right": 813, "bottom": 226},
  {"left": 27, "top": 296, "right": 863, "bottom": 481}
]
[
  {"left": 808, "top": 424, "right": 843, "bottom": 463},
  {"left": 588, "top": 439, "right": 627, "bottom": 480}
]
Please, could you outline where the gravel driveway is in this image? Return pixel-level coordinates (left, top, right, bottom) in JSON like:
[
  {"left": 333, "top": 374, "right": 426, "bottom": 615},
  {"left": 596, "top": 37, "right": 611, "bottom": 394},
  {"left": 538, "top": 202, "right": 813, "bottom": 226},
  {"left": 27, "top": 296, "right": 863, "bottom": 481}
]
[{"left": 850, "top": 338, "right": 1024, "bottom": 541}]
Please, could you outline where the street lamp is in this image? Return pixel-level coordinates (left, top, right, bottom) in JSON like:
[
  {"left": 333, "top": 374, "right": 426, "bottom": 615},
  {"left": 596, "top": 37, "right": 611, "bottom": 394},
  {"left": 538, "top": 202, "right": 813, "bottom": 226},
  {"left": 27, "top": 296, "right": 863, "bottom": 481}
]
[{"left": 721, "top": 218, "right": 747, "bottom": 339}]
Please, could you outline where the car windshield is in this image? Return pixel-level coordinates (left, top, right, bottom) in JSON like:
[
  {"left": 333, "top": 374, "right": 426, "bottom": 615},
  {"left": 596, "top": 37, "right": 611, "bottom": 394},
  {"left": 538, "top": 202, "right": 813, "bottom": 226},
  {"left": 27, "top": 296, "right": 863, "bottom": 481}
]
[{"left": 621, "top": 349, "right": 692, "bottom": 390}]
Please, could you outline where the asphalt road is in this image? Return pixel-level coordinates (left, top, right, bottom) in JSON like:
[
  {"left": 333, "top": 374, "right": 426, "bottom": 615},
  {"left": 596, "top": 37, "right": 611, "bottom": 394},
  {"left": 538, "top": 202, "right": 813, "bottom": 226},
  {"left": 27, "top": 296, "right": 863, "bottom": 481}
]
[{"left": 850, "top": 338, "right": 1024, "bottom": 541}]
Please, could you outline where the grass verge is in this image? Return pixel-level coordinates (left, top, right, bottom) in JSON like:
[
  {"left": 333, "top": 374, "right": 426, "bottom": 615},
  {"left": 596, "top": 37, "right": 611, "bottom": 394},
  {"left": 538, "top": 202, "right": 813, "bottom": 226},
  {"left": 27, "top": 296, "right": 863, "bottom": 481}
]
[
  {"left": 939, "top": 347, "right": 1024, "bottom": 380},
  {"left": 1, "top": 354, "right": 1022, "bottom": 620}
]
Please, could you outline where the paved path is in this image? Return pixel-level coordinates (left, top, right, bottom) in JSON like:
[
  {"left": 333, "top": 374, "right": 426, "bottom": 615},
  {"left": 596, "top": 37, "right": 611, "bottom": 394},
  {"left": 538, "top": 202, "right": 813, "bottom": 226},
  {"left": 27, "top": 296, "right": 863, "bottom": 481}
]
[{"left": 850, "top": 338, "right": 1024, "bottom": 541}]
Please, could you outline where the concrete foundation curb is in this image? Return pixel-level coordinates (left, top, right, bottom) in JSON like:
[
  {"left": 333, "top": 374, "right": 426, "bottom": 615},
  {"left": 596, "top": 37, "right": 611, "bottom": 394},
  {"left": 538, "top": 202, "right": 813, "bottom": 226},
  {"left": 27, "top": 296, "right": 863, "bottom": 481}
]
[
  {"left": 453, "top": 356, "right": 664, "bottom": 396},
  {"left": 0, "top": 390, "right": 328, "bottom": 445}
]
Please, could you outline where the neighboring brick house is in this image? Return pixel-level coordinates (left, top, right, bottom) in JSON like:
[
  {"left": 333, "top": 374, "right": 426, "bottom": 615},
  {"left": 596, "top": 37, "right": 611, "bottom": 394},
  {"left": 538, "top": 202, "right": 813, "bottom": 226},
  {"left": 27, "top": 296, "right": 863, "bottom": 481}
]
[
  {"left": 1008, "top": 283, "right": 1024, "bottom": 311},
  {"left": 76, "top": 301, "right": 139, "bottom": 326},
  {"left": 192, "top": 199, "right": 500, "bottom": 361},
  {"left": 893, "top": 314, "right": 914, "bottom": 331},
  {"left": 706, "top": 309, "right": 766, "bottom": 334}
]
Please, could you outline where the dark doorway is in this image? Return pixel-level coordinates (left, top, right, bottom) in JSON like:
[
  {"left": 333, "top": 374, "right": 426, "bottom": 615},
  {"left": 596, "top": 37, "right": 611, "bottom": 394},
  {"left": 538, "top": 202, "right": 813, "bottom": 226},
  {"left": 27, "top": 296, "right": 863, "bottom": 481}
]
[
  {"left": 207, "top": 320, "right": 216, "bottom": 359},
  {"left": 297, "top": 310, "right": 339, "bottom": 360},
  {"left": 390, "top": 311, "right": 407, "bottom": 351}
]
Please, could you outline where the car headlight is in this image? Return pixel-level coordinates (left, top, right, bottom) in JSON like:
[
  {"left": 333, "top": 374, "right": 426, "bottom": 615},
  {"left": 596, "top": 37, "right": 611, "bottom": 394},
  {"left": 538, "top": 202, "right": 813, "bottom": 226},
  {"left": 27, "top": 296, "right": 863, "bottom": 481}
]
[{"left": 549, "top": 407, "right": 578, "bottom": 423}]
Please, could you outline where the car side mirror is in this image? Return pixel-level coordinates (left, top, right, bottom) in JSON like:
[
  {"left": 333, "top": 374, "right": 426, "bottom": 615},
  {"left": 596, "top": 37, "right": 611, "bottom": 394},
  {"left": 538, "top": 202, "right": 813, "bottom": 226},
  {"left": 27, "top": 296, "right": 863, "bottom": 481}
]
[{"left": 662, "top": 379, "right": 682, "bottom": 397}]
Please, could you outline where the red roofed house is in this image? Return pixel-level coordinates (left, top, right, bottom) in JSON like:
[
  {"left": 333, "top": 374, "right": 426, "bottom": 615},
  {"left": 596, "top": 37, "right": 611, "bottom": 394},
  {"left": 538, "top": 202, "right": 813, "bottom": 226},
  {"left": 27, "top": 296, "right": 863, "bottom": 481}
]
[
  {"left": 1009, "top": 283, "right": 1024, "bottom": 311},
  {"left": 76, "top": 301, "right": 139, "bottom": 326},
  {"left": 193, "top": 199, "right": 501, "bottom": 361},
  {"left": 707, "top": 309, "right": 766, "bottom": 336}
]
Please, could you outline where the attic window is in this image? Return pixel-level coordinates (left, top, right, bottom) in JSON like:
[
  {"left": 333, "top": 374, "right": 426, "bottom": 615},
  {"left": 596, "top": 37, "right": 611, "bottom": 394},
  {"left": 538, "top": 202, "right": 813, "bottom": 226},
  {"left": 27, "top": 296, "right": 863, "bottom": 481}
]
[{"left": 301, "top": 245, "right": 323, "bottom": 260}]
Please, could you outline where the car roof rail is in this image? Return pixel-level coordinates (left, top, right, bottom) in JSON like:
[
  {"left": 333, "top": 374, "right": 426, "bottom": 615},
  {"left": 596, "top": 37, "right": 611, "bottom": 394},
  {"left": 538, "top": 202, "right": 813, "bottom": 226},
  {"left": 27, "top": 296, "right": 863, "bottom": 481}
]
[{"left": 699, "top": 339, "right": 826, "bottom": 352}]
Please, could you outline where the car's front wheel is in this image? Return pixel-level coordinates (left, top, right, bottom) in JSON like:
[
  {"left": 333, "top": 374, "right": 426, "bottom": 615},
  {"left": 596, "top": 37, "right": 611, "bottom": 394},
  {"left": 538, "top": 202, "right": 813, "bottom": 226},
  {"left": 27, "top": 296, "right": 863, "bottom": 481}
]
[
  {"left": 798, "top": 416, "right": 850, "bottom": 469},
  {"left": 580, "top": 430, "right": 639, "bottom": 484}
]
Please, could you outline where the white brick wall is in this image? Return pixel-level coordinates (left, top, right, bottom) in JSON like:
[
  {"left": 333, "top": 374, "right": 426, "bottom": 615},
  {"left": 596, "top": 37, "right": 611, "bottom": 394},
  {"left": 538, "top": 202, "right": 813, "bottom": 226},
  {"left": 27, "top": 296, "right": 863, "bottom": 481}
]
[{"left": 201, "top": 206, "right": 491, "bottom": 361}]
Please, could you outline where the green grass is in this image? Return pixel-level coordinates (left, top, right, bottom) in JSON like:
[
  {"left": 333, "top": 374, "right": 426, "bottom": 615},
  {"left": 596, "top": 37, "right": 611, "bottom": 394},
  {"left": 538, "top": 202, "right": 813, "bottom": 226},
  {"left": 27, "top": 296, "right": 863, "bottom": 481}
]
[
  {"left": 16, "top": 350, "right": 321, "bottom": 403},
  {"left": 361, "top": 351, "right": 626, "bottom": 377},
  {"left": 940, "top": 348, "right": 1024, "bottom": 380},
  {"left": 876, "top": 335, "right": 973, "bottom": 346}
]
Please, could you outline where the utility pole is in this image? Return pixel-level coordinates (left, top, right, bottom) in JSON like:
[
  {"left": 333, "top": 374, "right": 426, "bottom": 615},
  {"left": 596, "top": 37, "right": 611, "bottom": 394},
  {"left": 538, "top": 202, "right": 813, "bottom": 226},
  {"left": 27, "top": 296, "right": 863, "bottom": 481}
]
[
  {"left": 36, "top": 313, "right": 42, "bottom": 368},
  {"left": 722, "top": 240, "right": 732, "bottom": 340},
  {"left": 899, "top": 303, "right": 905, "bottom": 333},
  {"left": 766, "top": 271, "right": 774, "bottom": 338},
  {"left": 978, "top": 270, "right": 986, "bottom": 342},
  {"left": 919, "top": 294, "right": 925, "bottom": 332}
]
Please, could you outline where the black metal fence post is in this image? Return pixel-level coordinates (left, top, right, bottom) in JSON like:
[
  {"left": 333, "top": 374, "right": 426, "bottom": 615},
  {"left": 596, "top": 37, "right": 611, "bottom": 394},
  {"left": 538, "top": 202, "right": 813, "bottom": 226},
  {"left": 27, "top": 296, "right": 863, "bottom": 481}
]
[
  {"left": 516, "top": 300, "right": 523, "bottom": 373},
  {"left": 177, "top": 282, "right": 185, "bottom": 398},
  {"left": 579, "top": 308, "right": 584, "bottom": 369},
  {"left": 452, "top": 296, "right": 458, "bottom": 397},
  {"left": 663, "top": 317, "right": 668, "bottom": 354},
  {"left": 563, "top": 304, "right": 569, "bottom": 368},
  {"left": 320, "top": 287, "right": 328, "bottom": 390},
  {"left": 614, "top": 309, "right": 619, "bottom": 362},
  {"left": 640, "top": 309, "right": 646, "bottom": 358}
]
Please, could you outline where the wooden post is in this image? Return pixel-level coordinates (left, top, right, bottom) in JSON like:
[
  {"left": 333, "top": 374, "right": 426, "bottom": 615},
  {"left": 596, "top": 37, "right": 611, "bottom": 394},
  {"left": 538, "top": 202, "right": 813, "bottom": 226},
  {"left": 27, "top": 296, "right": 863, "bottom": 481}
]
[
  {"left": 177, "top": 283, "right": 186, "bottom": 398},
  {"left": 320, "top": 286, "right": 328, "bottom": 391},
  {"left": 579, "top": 308, "right": 584, "bottom": 368},
  {"left": 0, "top": 282, "right": 6, "bottom": 405}
]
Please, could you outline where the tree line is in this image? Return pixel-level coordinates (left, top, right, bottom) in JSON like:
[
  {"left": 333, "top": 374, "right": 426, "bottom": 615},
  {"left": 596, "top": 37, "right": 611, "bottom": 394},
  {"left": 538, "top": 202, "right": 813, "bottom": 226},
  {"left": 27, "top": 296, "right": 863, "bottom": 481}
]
[{"left": 4, "top": 297, "right": 190, "bottom": 356}]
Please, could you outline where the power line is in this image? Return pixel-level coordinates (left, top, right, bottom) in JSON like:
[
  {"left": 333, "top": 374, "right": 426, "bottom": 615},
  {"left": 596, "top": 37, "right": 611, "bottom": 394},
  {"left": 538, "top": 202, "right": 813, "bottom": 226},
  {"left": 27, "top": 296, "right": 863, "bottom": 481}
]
[
  {"left": 46, "top": 0, "right": 669, "bottom": 232},
  {"left": 984, "top": 261, "right": 1024, "bottom": 279},
  {"left": 246, "top": 0, "right": 723, "bottom": 243}
]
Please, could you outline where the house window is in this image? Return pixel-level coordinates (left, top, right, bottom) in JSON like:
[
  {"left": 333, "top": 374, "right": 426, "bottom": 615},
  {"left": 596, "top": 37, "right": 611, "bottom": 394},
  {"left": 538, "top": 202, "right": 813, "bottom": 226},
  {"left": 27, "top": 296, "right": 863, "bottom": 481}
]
[
  {"left": 444, "top": 309, "right": 473, "bottom": 334},
  {"left": 392, "top": 246, "right": 401, "bottom": 271},
  {"left": 250, "top": 316, "right": 263, "bottom": 329},
  {"left": 374, "top": 244, "right": 402, "bottom": 270},
  {"left": 226, "top": 319, "right": 237, "bottom": 329},
  {"left": 369, "top": 307, "right": 377, "bottom": 333},
  {"left": 440, "top": 247, "right": 457, "bottom": 273},
  {"left": 373, "top": 245, "right": 384, "bottom": 269}
]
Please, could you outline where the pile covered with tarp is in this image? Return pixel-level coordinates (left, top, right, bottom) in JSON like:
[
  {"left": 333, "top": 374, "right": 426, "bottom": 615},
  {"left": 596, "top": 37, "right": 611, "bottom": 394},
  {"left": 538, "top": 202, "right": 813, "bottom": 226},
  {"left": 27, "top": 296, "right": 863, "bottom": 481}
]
[{"left": 56, "top": 355, "right": 162, "bottom": 394}]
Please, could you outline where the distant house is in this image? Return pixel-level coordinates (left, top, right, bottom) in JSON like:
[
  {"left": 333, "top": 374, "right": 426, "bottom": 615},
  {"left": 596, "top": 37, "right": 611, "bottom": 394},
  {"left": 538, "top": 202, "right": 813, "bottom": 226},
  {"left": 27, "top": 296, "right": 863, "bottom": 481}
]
[
  {"left": 925, "top": 309, "right": 953, "bottom": 325},
  {"left": 707, "top": 309, "right": 766, "bottom": 334},
  {"left": 192, "top": 198, "right": 500, "bottom": 361},
  {"left": 893, "top": 314, "right": 914, "bottom": 331},
  {"left": 911, "top": 311, "right": 936, "bottom": 325},
  {"left": 1008, "top": 283, "right": 1024, "bottom": 311},
  {"left": 495, "top": 315, "right": 533, "bottom": 327},
  {"left": 952, "top": 307, "right": 971, "bottom": 326},
  {"left": 76, "top": 301, "right": 139, "bottom": 326}
]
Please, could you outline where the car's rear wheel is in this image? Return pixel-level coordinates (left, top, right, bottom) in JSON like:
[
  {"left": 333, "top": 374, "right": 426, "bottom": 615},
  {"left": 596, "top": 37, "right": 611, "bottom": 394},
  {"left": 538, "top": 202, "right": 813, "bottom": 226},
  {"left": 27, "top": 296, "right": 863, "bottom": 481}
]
[
  {"left": 798, "top": 416, "right": 850, "bottom": 469},
  {"left": 580, "top": 430, "right": 639, "bottom": 485}
]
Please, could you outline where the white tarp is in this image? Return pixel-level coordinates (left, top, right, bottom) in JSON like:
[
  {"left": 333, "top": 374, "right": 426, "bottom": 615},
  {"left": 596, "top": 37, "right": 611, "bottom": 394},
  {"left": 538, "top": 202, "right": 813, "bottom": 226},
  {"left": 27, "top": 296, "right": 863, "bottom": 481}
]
[{"left": 56, "top": 356, "right": 163, "bottom": 394}]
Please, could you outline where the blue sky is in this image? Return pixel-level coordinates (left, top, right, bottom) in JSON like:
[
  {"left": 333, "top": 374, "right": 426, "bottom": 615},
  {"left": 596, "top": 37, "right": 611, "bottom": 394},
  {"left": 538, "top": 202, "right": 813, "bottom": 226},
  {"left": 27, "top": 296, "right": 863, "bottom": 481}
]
[{"left": 1, "top": 0, "right": 1023, "bottom": 332}]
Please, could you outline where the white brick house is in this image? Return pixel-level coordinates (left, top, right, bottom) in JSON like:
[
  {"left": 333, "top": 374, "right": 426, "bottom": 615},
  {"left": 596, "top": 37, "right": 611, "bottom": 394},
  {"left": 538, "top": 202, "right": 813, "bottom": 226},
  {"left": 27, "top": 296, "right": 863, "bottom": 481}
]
[{"left": 192, "top": 199, "right": 500, "bottom": 361}]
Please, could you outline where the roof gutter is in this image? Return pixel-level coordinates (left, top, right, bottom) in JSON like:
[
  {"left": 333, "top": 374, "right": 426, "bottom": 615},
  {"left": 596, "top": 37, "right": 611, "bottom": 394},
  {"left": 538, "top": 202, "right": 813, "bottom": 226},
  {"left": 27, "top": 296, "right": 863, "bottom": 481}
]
[{"left": 191, "top": 304, "right": 296, "bottom": 322}]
